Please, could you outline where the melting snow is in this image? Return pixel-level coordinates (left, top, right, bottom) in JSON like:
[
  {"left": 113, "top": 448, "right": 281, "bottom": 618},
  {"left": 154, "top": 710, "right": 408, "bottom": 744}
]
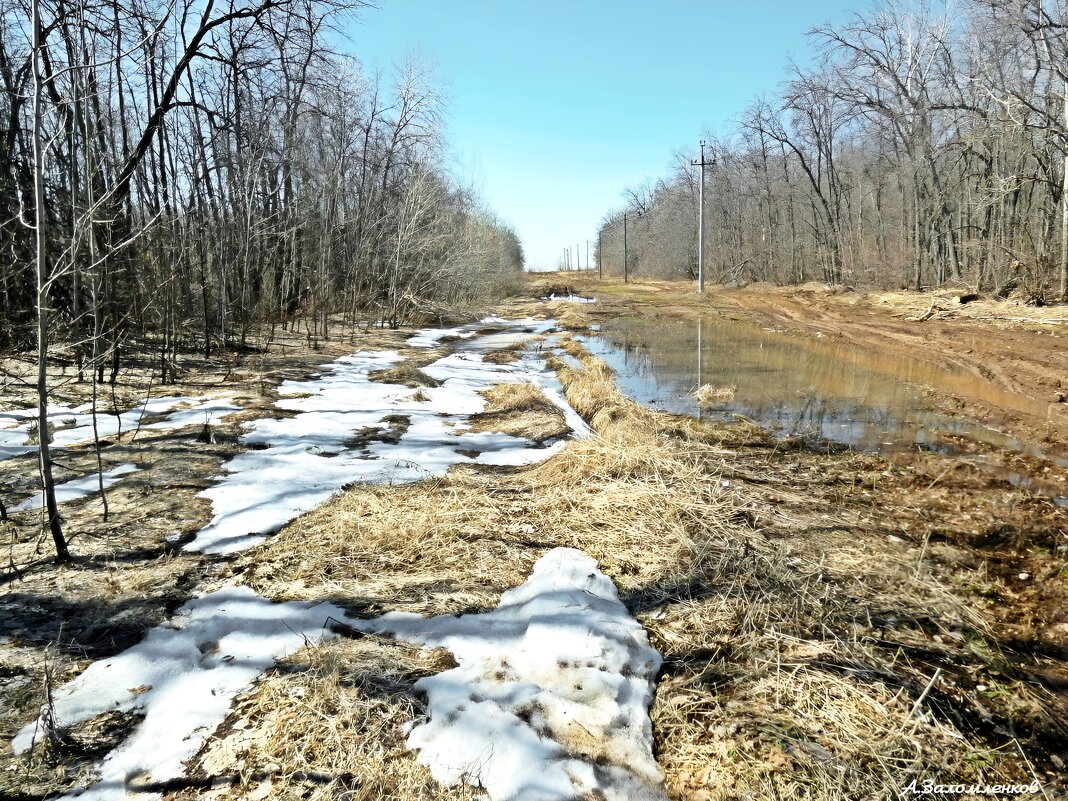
[
  {"left": 12, "top": 463, "right": 140, "bottom": 512},
  {"left": 354, "top": 547, "right": 666, "bottom": 801},
  {"left": 0, "top": 395, "right": 241, "bottom": 461},
  {"left": 11, "top": 587, "right": 344, "bottom": 801},
  {"left": 408, "top": 316, "right": 557, "bottom": 349},
  {"left": 545, "top": 294, "right": 597, "bottom": 304},
  {"left": 186, "top": 321, "right": 591, "bottom": 555},
  {"left": 406, "top": 326, "right": 478, "bottom": 348},
  {"left": 6, "top": 318, "right": 630, "bottom": 801},
  {"left": 137, "top": 397, "right": 242, "bottom": 434}
]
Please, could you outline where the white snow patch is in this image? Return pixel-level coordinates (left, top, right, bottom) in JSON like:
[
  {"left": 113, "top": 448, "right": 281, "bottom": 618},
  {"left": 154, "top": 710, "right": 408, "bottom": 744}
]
[
  {"left": 353, "top": 547, "right": 666, "bottom": 801},
  {"left": 185, "top": 322, "right": 590, "bottom": 555},
  {"left": 0, "top": 395, "right": 241, "bottom": 461},
  {"left": 12, "top": 463, "right": 140, "bottom": 512},
  {"left": 408, "top": 316, "right": 557, "bottom": 349},
  {"left": 545, "top": 294, "right": 597, "bottom": 304},
  {"left": 406, "top": 326, "right": 478, "bottom": 348},
  {"left": 139, "top": 396, "right": 242, "bottom": 433},
  {"left": 11, "top": 587, "right": 344, "bottom": 801},
  {"left": 0, "top": 431, "right": 34, "bottom": 461}
]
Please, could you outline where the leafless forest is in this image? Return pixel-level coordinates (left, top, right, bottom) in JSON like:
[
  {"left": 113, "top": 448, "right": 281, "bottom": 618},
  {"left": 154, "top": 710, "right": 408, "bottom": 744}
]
[
  {"left": 598, "top": 0, "right": 1068, "bottom": 301},
  {"left": 2, "top": 0, "right": 524, "bottom": 352},
  {"left": 2, "top": 0, "right": 525, "bottom": 560}
]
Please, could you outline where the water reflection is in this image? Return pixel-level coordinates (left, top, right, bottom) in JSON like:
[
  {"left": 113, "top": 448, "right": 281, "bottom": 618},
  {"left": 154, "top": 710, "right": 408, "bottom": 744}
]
[{"left": 582, "top": 313, "right": 1067, "bottom": 504}]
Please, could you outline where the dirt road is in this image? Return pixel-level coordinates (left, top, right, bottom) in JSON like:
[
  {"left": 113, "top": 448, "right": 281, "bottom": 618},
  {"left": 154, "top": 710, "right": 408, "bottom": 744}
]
[
  {"left": 715, "top": 284, "right": 1068, "bottom": 447},
  {"left": 544, "top": 276, "right": 1068, "bottom": 452}
]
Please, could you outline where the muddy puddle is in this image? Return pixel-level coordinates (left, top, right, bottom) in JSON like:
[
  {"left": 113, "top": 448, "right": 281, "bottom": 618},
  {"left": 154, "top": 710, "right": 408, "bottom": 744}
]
[{"left": 583, "top": 313, "right": 1068, "bottom": 505}]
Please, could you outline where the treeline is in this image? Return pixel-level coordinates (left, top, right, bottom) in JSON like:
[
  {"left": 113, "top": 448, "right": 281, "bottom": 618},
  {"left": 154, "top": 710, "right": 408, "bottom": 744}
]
[
  {"left": 2, "top": 0, "right": 523, "bottom": 361},
  {"left": 597, "top": 0, "right": 1068, "bottom": 301}
]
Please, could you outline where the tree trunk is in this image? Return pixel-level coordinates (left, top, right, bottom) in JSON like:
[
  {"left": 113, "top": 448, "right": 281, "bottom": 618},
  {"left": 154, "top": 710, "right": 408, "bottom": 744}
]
[
  {"left": 32, "top": 0, "right": 70, "bottom": 562},
  {"left": 1061, "top": 82, "right": 1068, "bottom": 302}
]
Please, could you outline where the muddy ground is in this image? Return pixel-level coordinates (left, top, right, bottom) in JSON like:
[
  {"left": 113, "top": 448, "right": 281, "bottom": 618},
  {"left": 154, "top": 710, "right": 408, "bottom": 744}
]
[{"left": 574, "top": 276, "right": 1068, "bottom": 449}]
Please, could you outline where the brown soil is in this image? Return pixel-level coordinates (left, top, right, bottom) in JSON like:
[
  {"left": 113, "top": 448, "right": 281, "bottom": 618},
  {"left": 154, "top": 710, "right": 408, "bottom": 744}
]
[{"left": 721, "top": 284, "right": 1068, "bottom": 444}]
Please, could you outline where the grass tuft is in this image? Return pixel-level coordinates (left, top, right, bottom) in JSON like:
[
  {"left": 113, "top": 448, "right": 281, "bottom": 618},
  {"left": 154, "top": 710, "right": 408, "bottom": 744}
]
[{"left": 693, "top": 384, "right": 737, "bottom": 407}]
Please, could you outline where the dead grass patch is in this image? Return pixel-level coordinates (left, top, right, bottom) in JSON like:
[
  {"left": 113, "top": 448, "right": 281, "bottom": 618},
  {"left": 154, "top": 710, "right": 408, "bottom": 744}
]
[
  {"left": 479, "top": 382, "right": 556, "bottom": 415},
  {"left": 8, "top": 300, "right": 1059, "bottom": 800},
  {"left": 693, "top": 384, "right": 737, "bottom": 407},
  {"left": 173, "top": 639, "right": 472, "bottom": 801},
  {"left": 466, "top": 382, "right": 569, "bottom": 442},
  {"left": 549, "top": 304, "right": 592, "bottom": 331},
  {"left": 367, "top": 361, "right": 442, "bottom": 389},
  {"left": 481, "top": 340, "right": 528, "bottom": 364}
]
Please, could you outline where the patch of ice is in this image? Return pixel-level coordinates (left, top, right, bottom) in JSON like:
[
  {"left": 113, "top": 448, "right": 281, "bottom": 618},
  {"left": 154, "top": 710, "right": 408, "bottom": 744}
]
[
  {"left": 186, "top": 324, "right": 590, "bottom": 555},
  {"left": 12, "top": 463, "right": 140, "bottom": 512},
  {"left": 550, "top": 349, "right": 585, "bottom": 371},
  {"left": 11, "top": 587, "right": 344, "bottom": 801},
  {"left": 353, "top": 547, "right": 666, "bottom": 801},
  {"left": 541, "top": 384, "right": 593, "bottom": 439}
]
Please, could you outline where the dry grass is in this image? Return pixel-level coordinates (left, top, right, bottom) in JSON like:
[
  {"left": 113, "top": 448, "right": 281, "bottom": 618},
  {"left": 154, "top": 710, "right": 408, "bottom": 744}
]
[
  {"left": 0, "top": 319, "right": 412, "bottom": 801},
  {"left": 367, "top": 361, "right": 443, "bottom": 388},
  {"left": 481, "top": 382, "right": 554, "bottom": 415},
  {"left": 5, "top": 301, "right": 1062, "bottom": 800},
  {"left": 466, "top": 382, "right": 570, "bottom": 442},
  {"left": 481, "top": 338, "right": 531, "bottom": 364},
  {"left": 865, "top": 288, "right": 1068, "bottom": 327},
  {"left": 179, "top": 639, "right": 473, "bottom": 801},
  {"left": 552, "top": 305, "right": 592, "bottom": 331},
  {"left": 693, "top": 383, "right": 737, "bottom": 407},
  {"left": 481, "top": 348, "right": 522, "bottom": 364}
]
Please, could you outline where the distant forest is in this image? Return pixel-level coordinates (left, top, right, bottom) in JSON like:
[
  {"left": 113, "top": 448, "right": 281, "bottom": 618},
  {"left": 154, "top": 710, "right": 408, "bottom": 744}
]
[
  {"left": 597, "top": 0, "right": 1068, "bottom": 302},
  {"left": 1, "top": 0, "right": 524, "bottom": 357}
]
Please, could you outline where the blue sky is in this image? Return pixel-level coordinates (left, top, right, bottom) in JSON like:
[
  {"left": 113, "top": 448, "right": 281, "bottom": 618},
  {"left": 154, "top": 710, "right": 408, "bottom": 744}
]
[{"left": 345, "top": 1, "right": 863, "bottom": 270}]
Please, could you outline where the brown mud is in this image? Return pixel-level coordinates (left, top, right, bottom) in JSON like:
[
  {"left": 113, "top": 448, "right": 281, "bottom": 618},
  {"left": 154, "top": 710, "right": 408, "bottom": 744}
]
[{"left": 574, "top": 276, "right": 1068, "bottom": 448}]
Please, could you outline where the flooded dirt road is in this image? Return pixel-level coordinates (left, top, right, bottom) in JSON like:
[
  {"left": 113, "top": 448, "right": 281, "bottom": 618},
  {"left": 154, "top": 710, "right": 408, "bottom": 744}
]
[
  {"left": 715, "top": 283, "right": 1068, "bottom": 447},
  {"left": 584, "top": 312, "right": 1068, "bottom": 505},
  {"left": 541, "top": 276, "right": 1068, "bottom": 510}
]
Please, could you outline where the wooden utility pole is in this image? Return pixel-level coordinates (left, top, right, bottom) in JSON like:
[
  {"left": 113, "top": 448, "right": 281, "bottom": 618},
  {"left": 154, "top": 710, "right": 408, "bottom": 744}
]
[
  {"left": 623, "top": 212, "right": 628, "bottom": 283},
  {"left": 598, "top": 230, "right": 602, "bottom": 279},
  {"left": 691, "top": 140, "right": 715, "bottom": 294}
]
